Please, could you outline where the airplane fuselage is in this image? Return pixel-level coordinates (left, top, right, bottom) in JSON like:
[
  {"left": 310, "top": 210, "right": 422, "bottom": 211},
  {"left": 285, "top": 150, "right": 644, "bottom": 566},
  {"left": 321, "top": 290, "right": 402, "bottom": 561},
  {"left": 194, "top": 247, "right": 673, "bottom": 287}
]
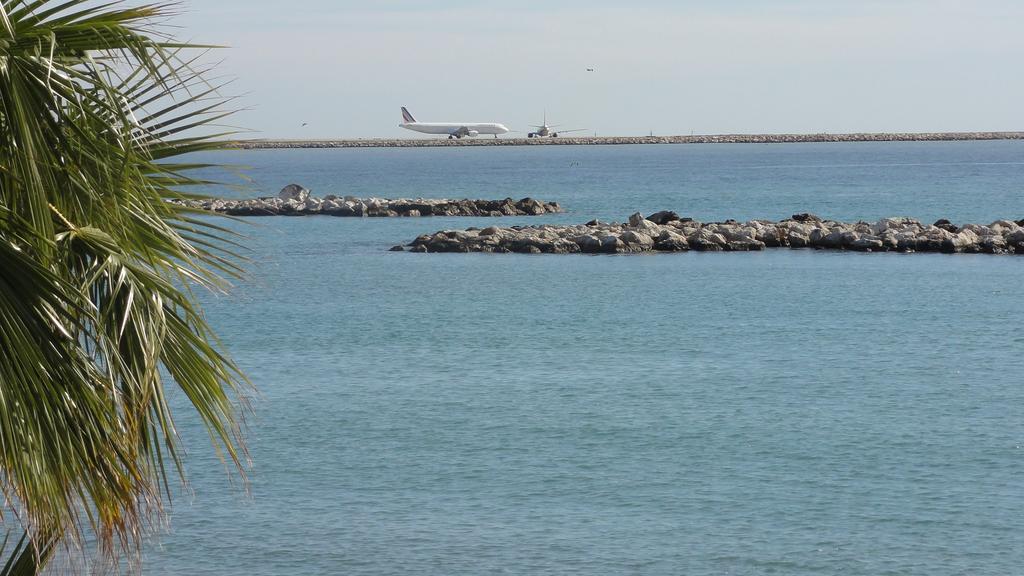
[{"left": 399, "top": 122, "right": 510, "bottom": 138}]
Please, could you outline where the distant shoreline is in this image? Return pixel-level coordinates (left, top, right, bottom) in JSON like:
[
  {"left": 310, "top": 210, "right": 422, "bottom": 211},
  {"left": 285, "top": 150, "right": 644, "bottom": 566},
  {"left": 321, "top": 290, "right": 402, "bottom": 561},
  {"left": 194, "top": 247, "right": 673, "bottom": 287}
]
[{"left": 231, "top": 132, "right": 1024, "bottom": 149}]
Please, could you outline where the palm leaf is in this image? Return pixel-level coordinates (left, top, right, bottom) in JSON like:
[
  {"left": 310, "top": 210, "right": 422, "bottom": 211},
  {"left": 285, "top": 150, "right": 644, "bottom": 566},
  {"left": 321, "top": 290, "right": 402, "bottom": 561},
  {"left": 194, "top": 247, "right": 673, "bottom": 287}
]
[{"left": 0, "top": 0, "right": 249, "bottom": 571}]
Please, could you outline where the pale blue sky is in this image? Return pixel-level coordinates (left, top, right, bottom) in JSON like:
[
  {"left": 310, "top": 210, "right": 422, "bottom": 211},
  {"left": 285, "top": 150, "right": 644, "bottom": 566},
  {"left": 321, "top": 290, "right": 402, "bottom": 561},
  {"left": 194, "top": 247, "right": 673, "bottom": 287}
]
[{"left": 176, "top": 0, "right": 1023, "bottom": 138}]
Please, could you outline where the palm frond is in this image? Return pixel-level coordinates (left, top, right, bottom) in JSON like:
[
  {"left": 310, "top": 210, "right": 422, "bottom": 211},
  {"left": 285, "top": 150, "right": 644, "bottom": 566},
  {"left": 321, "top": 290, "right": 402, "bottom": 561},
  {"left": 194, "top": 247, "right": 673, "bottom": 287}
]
[{"left": 0, "top": 0, "right": 249, "bottom": 570}]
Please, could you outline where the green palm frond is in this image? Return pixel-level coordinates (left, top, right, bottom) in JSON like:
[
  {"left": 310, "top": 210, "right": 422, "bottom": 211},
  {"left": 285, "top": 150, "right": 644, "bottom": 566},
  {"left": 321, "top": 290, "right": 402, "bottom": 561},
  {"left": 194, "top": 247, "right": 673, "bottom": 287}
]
[
  {"left": 0, "top": 0, "right": 248, "bottom": 571},
  {"left": 0, "top": 531, "right": 56, "bottom": 576}
]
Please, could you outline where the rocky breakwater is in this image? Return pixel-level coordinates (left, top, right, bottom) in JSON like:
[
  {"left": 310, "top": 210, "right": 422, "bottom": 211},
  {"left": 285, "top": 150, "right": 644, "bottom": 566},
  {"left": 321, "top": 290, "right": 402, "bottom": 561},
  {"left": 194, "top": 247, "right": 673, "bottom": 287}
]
[
  {"left": 234, "top": 132, "right": 1024, "bottom": 149},
  {"left": 398, "top": 211, "right": 1024, "bottom": 255},
  {"left": 174, "top": 184, "right": 562, "bottom": 217}
]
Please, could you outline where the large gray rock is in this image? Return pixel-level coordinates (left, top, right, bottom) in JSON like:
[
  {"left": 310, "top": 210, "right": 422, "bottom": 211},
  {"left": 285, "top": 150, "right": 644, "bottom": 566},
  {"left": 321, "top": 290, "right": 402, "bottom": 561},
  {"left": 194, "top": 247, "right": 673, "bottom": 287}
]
[
  {"left": 571, "top": 234, "right": 603, "bottom": 253},
  {"left": 787, "top": 230, "right": 810, "bottom": 248},
  {"left": 870, "top": 217, "right": 920, "bottom": 235},
  {"left": 653, "top": 230, "right": 689, "bottom": 251},
  {"left": 278, "top": 183, "right": 310, "bottom": 202},
  {"left": 647, "top": 210, "right": 681, "bottom": 225},
  {"left": 1006, "top": 229, "right": 1024, "bottom": 244},
  {"left": 933, "top": 219, "right": 959, "bottom": 233},
  {"left": 621, "top": 230, "right": 654, "bottom": 247},
  {"left": 600, "top": 234, "right": 625, "bottom": 253}
]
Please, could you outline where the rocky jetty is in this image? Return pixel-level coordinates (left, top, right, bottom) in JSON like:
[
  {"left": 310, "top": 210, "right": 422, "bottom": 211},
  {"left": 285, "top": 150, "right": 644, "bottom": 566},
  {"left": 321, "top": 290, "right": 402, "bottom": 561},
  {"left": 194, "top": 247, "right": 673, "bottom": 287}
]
[
  {"left": 399, "top": 212, "right": 1024, "bottom": 255},
  {"left": 174, "top": 185, "right": 562, "bottom": 217},
  {"left": 234, "top": 132, "right": 1024, "bottom": 149}
]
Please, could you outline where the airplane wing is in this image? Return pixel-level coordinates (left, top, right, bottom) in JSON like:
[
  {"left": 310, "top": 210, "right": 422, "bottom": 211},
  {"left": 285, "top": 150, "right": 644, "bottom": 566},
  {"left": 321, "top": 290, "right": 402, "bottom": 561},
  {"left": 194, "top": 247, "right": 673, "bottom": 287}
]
[{"left": 554, "top": 128, "right": 589, "bottom": 134}]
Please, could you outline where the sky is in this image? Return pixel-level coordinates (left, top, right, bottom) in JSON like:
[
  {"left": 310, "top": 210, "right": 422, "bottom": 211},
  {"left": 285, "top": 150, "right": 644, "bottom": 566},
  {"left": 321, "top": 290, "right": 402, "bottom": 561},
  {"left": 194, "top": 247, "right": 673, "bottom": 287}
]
[{"left": 174, "top": 0, "right": 1024, "bottom": 139}]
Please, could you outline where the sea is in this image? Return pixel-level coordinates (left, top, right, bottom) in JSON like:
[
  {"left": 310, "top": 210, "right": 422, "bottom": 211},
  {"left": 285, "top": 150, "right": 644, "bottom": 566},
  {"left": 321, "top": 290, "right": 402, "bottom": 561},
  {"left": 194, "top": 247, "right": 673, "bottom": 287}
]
[{"left": 143, "top": 141, "right": 1024, "bottom": 575}]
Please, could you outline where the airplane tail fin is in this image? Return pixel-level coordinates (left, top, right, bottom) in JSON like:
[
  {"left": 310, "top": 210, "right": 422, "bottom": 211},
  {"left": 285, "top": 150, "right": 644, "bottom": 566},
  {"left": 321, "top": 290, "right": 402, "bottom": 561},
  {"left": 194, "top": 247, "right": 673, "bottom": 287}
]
[{"left": 401, "top": 107, "right": 416, "bottom": 124}]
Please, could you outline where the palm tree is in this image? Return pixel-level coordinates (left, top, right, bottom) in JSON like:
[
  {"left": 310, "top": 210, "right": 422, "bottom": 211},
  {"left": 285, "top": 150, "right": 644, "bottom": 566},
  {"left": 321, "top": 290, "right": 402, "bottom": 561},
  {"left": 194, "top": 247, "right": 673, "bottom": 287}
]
[{"left": 0, "top": 1, "right": 248, "bottom": 571}]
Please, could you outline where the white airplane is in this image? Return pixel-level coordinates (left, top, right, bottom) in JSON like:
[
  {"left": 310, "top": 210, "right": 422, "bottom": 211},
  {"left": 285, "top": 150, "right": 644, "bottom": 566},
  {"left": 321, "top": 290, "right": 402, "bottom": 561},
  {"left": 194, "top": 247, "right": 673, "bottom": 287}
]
[
  {"left": 398, "top": 107, "right": 510, "bottom": 139},
  {"left": 527, "top": 112, "right": 587, "bottom": 138}
]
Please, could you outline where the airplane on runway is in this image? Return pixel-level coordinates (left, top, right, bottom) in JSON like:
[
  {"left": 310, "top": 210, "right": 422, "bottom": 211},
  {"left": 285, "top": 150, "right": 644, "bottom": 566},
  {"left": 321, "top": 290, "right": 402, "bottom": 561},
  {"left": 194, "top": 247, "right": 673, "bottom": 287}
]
[
  {"left": 527, "top": 112, "right": 587, "bottom": 138},
  {"left": 398, "top": 107, "right": 510, "bottom": 139}
]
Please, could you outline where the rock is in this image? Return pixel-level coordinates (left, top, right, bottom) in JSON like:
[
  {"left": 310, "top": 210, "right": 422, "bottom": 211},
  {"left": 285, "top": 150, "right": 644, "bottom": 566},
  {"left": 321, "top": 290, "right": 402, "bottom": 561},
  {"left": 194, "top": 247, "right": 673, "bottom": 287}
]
[
  {"left": 628, "top": 212, "right": 646, "bottom": 227},
  {"left": 409, "top": 244, "right": 428, "bottom": 253},
  {"left": 870, "top": 217, "right": 920, "bottom": 235},
  {"left": 621, "top": 230, "right": 654, "bottom": 247},
  {"left": 653, "top": 231, "right": 690, "bottom": 251},
  {"left": 389, "top": 245, "right": 405, "bottom": 252},
  {"left": 791, "top": 213, "right": 823, "bottom": 223},
  {"left": 551, "top": 239, "right": 581, "bottom": 254},
  {"left": 980, "top": 235, "right": 1007, "bottom": 253},
  {"left": 278, "top": 200, "right": 305, "bottom": 215},
  {"left": 880, "top": 232, "right": 900, "bottom": 250},
  {"left": 896, "top": 234, "right": 918, "bottom": 252},
  {"left": 725, "top": 240, "right": 766, "bottom": 251},
  {"left": 787, "top": 230, "right": 810, "bottom": 248},
  {"left": 278, "top": 183, "right": 310, "bottom": 202},
  {"left": 934, "top": 219, "right": 959, "bottom": 233},
  {"left": 849, "top": 237, "right": 884, "bottom": 251},
  {"left": 718, "top": 225, "right": 755, "bottom": 242},
  {"left": 646, "top": 210, "right": 680, "bottom": 225},
  {"left": 990, "top": 220, "right": 1020, "bottom": 233},
  {"left": 690, "top": 231, "right": 727, "bottom": 251},
  {"left": 917, "top": 228, "right": 952, "bottom": 252},
  {"left": 756, "top": 227, "right": 785, "bottom": 247},
  {"left": 840, "top": 231, "right": 866, "bottom": 248},
  {"left": 600, "top": 234, "right": 626, "bottom": 253},
  {"left": 509, "top": 237, "right": 553, "bottom": 253},
  {"left": 585, "top": 219, "right": 603, "bottom": 226},
  {"left": 629, "top": 218, "right": 662, "bottom": 236},
  {"left": 818, "top": 229, "right": 845, "bottom": 249},
  {"left": 572, "top": 234, "right": 604, "bottom": 253},
  {"left": 949, "top": 229, "right": 980, "bottom": 252},
  {"left": 516, "top": 198, "right": 547, "bottom": 216},
  {"left": 479, "top": 226, "right": 502, "bottom": 236},
  {"left": 1006, "top": 229, "right": 1024, "bottom": 245}
]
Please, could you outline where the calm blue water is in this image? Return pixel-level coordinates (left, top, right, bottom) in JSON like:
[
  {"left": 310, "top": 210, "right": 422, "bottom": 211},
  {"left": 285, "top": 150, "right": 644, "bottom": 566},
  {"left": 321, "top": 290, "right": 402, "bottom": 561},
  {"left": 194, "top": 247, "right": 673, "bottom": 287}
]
[{"left": 145, "top": 142, "right": 1024, "bottom": 575}]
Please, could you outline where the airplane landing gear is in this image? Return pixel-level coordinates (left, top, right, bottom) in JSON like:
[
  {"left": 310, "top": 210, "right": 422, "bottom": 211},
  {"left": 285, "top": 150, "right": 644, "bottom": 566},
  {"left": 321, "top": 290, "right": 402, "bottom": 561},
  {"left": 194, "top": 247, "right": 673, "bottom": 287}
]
[
  {"left": 448, "top": 135, "right": 454, "bottom": 140},
  {"left": 552, "top": 133, "right": 558, "bottom": 138},
  {"left": 527, "top": 133, "right": 535, "bottom": 138}
]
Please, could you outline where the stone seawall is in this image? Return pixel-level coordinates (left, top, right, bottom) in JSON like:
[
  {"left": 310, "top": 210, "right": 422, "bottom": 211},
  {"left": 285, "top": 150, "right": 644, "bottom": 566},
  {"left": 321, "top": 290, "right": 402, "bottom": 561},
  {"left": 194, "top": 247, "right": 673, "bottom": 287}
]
[
  {"left": 173, "top": 195, "right": 562, "bottom": 217},
  {"left": 234, "top": 132, "right": 1024, "bottom": 149},
  {"left": 398, "top": 212, "right": 1024, "bottom": 255}
]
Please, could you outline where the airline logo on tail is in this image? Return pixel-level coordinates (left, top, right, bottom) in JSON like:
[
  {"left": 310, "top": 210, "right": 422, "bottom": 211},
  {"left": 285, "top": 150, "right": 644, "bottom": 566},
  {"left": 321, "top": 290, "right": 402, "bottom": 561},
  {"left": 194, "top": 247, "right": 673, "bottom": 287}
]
[{"left": 401, "top": 107, "right": 416, "bottom": 124}]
